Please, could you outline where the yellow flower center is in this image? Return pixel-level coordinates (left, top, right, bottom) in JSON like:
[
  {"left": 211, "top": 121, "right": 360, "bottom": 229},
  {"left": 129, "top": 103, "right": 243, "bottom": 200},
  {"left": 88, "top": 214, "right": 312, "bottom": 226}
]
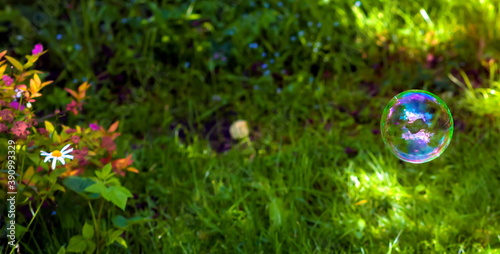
[{"left": 51, "top": 150, "right": 62, "bottom": 157}]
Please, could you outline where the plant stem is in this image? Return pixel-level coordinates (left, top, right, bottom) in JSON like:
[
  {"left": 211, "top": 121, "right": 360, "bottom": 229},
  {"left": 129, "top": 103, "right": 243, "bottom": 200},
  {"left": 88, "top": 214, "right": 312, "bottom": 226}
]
[{"left": 9, "top": 181, "right": 56, "bottom": 254}]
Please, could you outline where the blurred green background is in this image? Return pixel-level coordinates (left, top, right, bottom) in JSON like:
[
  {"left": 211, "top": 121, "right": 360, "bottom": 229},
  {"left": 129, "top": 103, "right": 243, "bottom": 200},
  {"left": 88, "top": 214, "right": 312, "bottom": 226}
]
[{"left": 2, "top": 0, "right": 500, "bottom": 253}]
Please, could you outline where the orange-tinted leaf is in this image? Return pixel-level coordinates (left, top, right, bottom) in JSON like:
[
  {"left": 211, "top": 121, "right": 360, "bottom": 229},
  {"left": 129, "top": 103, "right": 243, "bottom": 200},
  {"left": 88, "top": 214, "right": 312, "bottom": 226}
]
[
  {"left": 78, "top": 81, "right": 91, "bottom": 93},
  {"left": 126, "top": 167, "right": 139, "bottom": 173},
  {"left": 110, "top": 133, "right": 121, "bottom": 140},
  {"left": 65, "top": 88, "right": 79, "bottom": 100},
  {"left": 108, "top": 121, "right": 120, "bottom": 133},
  {"left": 0, "top": 50, "right": 7, "bottom": 59},
  {"left": 41, "top": 80, "right": 53, "bottom": 88}
]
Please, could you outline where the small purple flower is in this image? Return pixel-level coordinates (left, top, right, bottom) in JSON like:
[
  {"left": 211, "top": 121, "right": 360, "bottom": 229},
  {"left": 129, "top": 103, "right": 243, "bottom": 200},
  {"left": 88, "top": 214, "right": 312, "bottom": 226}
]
[
  {"left": 32, "top": 44, "right": 44, "bottom": 55},
  {"left": 262, "top": 63, "right": 268, "bottom": 69},
  {"left": 2, "top": 75, "right": 14, "bottom": 86},
  {"left": 89, "top": 123, "right": 100, "bottom": 131},
  {"left": 249, "top": 43, "right": 259, "bottom": 49}
]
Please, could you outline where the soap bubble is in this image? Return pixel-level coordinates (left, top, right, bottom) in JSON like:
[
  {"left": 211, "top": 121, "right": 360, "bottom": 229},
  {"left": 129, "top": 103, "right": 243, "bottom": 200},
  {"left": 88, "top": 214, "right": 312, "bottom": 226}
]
[{"left": 381, "top": 90, "right": 453, "bottom": 163}]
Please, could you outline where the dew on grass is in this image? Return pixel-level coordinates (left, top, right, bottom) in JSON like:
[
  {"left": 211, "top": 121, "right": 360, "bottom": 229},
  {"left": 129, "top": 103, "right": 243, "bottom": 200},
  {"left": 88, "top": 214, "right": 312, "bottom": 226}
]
[{"left": 381, "top": 90, "right": 453, "bottom": 164}]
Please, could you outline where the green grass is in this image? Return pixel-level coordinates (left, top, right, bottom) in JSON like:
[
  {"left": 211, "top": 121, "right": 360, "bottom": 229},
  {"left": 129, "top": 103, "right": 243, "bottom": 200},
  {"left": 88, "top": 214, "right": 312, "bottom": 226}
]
[{"left": 2, "top": 0, "right": 500, "bottom": 253}]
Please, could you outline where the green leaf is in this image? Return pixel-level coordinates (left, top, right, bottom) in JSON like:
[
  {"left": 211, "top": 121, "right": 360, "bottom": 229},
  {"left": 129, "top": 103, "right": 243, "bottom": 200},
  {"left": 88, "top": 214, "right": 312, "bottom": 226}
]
[
  {"left": 112, "top": 215, "right": 150, "bottom": 228},
  {"left": 5, "top": 55, "right": 23, "bottom": 71},
  {"left": 85, "top": 182, "right": 107, "bottom": 194},
  {"left": 269, "top": 197, "right": 284, "bottom": 227},
  {"left": 56, "top": 246, "right": 66, "bottom": 254},
  {"left": 67, "top": 235, "right": 87, "bottom": 253},
  {"left": 14, "top": 224, "right": 27, "bottom": 238},
  {"left": 112, "top": 215, "right": 151, "bottom": 229},
  {"left": 106, "top": 229, "right": 124, "bottom": 246},
  {"left": 115, "top": 237, "right": 128, "bottom": 248},
  {"left": 112, "top": 215, "right": 128, "bottom": 228},
  {"left": 28, "top": 152, "right": 48, "bottom": 171},
  {"left": 82, "top": 222, "right": 94, "bottom": 239},
  {"left": 127, "top": 216, "right": 152, "bottom": 225},
  {"left": 97, "top": 163, "right": 114, "bottom": 181},
  {"left": 103, "top": 186, "right": 133, "bottom": 210},
  {"left": 85, "top": 240, "right": 96, "bottom": 254},
  {"left": 63, "top": 177, "right": 95, "bottom": 194},
  {"left": 45, "top": 121, "right": 55, "bottom": 134},
  {"left": 95, "top": 170, "right": 104, "bottom": 180},
  {"left": 102, "top": 163, "right": 112, "bottom": 176}
]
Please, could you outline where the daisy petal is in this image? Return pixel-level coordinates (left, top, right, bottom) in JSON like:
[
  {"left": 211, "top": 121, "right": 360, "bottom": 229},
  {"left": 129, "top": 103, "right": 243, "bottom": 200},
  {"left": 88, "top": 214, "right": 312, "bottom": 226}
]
[
  {"left": 58, "top": 157, "right": 66, "bottom": 165},
  {"left": 51, "top": 158, "right": 57, "bottom": 170},
  {"left": 63, "top": 155, "right": 74, "bottom": 160},
  {"left": 60, "top": 144, "right": 71, "bottom": 153},
  {"left": 44, "top": 155, "right": 53, "bottom": 163},
  {"left": 62, "top": 148, "right": 73, "bottom": 154}
]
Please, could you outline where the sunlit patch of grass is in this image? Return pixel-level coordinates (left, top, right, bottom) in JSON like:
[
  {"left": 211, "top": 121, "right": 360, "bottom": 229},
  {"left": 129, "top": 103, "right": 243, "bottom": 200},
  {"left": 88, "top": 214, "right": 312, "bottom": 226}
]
[{"left": 450, "top": 61, "right": 500, "bottom": 121}]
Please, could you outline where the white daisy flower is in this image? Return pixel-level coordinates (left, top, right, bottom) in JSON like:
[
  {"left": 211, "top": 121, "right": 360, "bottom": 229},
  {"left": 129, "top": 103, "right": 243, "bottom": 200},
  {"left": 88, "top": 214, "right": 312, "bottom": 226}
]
[{"left": 40, "top": 144, "right": 74, "bottom": 170}]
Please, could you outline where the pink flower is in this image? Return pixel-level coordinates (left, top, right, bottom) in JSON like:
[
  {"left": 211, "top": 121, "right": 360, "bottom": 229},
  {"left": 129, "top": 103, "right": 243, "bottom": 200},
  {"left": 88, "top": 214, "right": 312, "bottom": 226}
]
[
  {"left": 65, "top": 128, "right": 77, "bottom": 134},
  {"left": 89, "top": 123, "right": 100, "bottom": 131},
  {"left": 101, "top": 136, "right": 116, "bottom": 152},
  {"left": 2, "top": 75, "right": 14, "bottom": 86},
  {"left": 66, "top": 100, "right": 82, "bottom": 115},
  {"left": 73, "top": 147, "right": 89, "bottom": 166},
  {"left": 38, "top": 128, "right": 48, "bottom": 135},
  {"left": 0, "top": 109, "right": 14, "bottom": 123},
  {"left": 32, "top": 44, "right": 44, "bottom": 55},
  {"left": 0, "top": 123, "right": 8, "bottom": 133},
  {"left": 11, "top": 121, "right": 30, "bottom": 138},
  {"left": 71, "top": 135, "right": 80, "bottom": 144}
]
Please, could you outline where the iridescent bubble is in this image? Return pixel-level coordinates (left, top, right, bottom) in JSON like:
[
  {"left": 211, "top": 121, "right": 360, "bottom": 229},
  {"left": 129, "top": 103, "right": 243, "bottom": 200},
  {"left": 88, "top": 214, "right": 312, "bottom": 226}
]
[{"left": 381, "top": 90, "right": 453, "bottom": 163}]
